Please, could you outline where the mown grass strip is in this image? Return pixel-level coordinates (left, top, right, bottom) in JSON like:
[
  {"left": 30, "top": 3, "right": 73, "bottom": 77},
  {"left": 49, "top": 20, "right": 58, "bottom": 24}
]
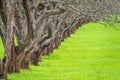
[{"left": 0, "top": 23, "right": 120, "bottom": 80}]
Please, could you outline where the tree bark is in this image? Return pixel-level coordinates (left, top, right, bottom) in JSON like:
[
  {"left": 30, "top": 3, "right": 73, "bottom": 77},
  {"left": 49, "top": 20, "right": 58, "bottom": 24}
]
[
  {"left": 21, "top": 52, "right": 30, "bottom": 69},
  {"left": 0, "top": 0, "right": 16, "bottom": 78}
]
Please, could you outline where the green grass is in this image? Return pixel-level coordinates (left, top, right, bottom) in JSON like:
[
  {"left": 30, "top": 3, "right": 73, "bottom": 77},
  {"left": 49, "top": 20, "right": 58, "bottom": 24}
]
[
  {"left": 1, "top": 23, "right": 120, "bottom": 80},
  {"left": 0, "top": 39, "right": 4, "bottom": 58}
]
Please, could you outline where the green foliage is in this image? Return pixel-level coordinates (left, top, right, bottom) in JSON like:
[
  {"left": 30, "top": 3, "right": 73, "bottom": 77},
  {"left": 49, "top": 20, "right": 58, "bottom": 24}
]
[{"left": 0, "top": 23, "right": 120, "bottom": 80}]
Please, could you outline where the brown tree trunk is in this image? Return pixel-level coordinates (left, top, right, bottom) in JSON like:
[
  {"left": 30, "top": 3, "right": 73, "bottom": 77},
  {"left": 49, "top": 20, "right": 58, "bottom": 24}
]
[
  {"left": 0, "top": 31, "right": 14, "bottom": 79},
  {"left": 0, "top": 0, "right": 16, "bottom": 78},
  {"left": 7, "top": 49, "right": 17, "bottom": 73},
  {"left": 8, "top": 50, "right": 23, "bottom": 73},
  {"left": 42, "top": 47, "right": 48, "bottom": 56},
  {"left": 30, "top": 52, "right": 40, "bottom": 66},
  {"left": 21, "top": 53, "right": 30, "bottom": 69}
]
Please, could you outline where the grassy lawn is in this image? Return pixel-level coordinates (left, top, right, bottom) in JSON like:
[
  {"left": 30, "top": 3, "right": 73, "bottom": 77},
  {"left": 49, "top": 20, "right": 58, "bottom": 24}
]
[
  {"left": 1, "top": 23, "right": 120, "bottom": 80},
  {"left": 0, "top": 39, "right": 4, "bottom": 58}
]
